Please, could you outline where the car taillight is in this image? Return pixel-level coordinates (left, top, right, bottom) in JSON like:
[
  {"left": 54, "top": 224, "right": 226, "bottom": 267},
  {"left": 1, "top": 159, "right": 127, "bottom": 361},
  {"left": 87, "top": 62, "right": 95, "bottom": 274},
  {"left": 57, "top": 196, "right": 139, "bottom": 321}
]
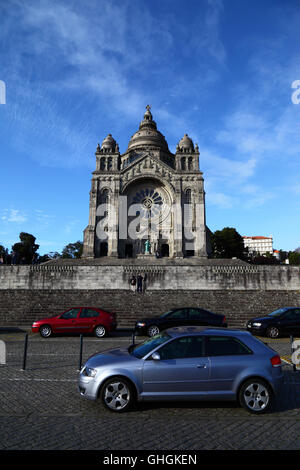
[
  {"left": 222, "top": 316, "right": 226, "bottom": 324},
  {"left": 270, "top": 355, "right": 281, "bottom": 367}
]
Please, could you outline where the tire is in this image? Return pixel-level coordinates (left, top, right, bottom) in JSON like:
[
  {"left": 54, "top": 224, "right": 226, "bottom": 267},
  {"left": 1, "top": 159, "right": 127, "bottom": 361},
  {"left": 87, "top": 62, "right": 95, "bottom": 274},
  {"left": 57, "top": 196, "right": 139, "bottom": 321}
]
[
  {"left": 147, "top": 325, "right": 160, "bottom": 337},
  {"left": 94, "top": 325, "right": 107, "bottom": 338},
  {"left": 239, "top": 378, "right": 273, "bottom": 414},
  {"left": 39, "top": 325, "right": 52, "bottom": 338},
  {"left": 100, "top": 376, "right": 135, "bottom": 412},
  {"left": 266, "top": 326, "right": 280, "bottom": 339}
]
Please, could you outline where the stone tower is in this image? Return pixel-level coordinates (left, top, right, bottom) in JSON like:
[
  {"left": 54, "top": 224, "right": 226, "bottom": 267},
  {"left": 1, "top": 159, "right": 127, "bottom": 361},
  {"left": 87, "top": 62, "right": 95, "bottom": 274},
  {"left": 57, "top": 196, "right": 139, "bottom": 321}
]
[{"left": 83, "top": 106, "right": 208, "bottom": 259}]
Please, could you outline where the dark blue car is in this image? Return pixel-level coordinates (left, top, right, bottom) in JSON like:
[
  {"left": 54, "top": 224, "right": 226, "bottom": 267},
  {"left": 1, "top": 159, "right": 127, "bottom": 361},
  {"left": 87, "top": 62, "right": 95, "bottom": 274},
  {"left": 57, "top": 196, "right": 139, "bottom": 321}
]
[{"left": 247, "top": 307, "right": 300, "bottom": 338}]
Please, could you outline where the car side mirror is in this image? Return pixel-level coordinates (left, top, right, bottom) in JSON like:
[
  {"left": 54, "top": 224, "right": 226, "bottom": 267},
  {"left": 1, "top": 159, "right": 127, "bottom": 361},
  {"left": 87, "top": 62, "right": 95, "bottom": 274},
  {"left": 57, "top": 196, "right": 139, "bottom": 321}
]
[{"left": 151, "top": 352, "right": 161, "bottom": 361}]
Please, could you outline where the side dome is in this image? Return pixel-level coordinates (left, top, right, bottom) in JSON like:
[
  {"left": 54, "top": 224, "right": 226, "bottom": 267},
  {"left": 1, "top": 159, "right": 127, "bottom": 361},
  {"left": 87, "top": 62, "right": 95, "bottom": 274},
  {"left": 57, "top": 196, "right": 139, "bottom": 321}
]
[
  {"left": 178, "top": 134, "right": 194, "bottom": 151},
  {"left": 127, "top": 106, "right": 169, "bottom": 152},
  {"left": 101, "top": 134, "right": 116, "bottom": 150}
]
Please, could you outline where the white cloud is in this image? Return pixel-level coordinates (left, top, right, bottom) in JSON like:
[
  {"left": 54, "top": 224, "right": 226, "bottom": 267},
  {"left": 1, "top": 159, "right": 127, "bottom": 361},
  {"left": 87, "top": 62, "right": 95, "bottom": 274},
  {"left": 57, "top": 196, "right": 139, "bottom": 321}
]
[{"left": 2, "top": 209, "right": 27, "bottom": 223}]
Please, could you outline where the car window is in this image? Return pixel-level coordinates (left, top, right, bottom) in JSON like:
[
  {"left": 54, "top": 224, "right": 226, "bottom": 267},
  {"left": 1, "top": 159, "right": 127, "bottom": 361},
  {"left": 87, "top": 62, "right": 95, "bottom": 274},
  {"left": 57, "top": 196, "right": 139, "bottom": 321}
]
[
  {"left": 207, "top": 336, "right": 252, "bottom": 356},
  {"left": 188, "top": 309, "right": 209, "bottom": 319},
  {"left": 131, "top": 332, "right": 171, "bottom": 359},
  {"left": 284, "top": 309, "right": 300, "bottom": 320},
  {"left": 80, "top": 308, "right": 99, "bottom": 318},
  {"left": 268, "top": 308, "right": 288, "bottom": 317},
  {"left": 167, "top": 309, "right": 187, "bottom": 319},
  {"left": 158, "top": 336, "right": 204, "bottom": 360},
  {"left": 60, "top": 308, "right": 80, "bottom": 319}
]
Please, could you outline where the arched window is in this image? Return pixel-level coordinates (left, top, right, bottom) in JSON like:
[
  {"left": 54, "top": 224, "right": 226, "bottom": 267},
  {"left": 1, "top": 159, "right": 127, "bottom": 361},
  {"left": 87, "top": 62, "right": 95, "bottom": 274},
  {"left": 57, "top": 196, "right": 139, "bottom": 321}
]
[
  {"left": 188, "top": 157, "right": 193, "bottom": 170},
  {"left": 181, "top": 158, "right": 186, "bottom": 171},
  {"left": 185, "top": 189, "right": 192, "bottom": 204},
  {"left": 184, "top": 189, "right": 193, "bottom": 229},
  {"left": 100, "top": 158, "right": 106, "bottom": 171},
  {"left": 101, "top": 189, "right": 109, "bottom": 204}
]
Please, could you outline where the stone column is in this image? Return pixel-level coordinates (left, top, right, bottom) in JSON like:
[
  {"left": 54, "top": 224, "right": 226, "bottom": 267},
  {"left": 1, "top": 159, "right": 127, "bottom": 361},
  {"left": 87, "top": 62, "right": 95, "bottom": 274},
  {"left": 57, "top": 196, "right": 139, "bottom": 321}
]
[
  {"left": 82, "top": 178, "right": 98, "bottom": 258},
  {"left": 108, "top": 178, "right": 120, "bottom": 257}
]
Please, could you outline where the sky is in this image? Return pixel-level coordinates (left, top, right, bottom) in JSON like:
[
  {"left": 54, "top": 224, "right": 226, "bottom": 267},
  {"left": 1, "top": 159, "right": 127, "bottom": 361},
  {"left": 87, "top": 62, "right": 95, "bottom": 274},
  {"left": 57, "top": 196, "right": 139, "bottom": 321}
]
[{"left": 0, "top": 0, "right": 300, "bottom": 255}]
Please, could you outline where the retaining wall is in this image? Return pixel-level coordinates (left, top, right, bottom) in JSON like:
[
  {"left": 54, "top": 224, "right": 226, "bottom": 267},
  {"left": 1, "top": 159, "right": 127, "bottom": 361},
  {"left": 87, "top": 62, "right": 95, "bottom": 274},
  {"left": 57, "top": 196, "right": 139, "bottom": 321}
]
[{"left": 1, "top": 265, "right": 300, "bottom": 328}]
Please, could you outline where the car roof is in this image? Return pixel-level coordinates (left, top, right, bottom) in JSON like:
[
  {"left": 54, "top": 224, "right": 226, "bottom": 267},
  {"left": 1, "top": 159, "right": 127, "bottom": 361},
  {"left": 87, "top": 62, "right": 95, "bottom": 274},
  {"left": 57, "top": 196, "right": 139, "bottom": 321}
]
[{"left": 165, "top": 326, "right": 250, "bottom": 338}]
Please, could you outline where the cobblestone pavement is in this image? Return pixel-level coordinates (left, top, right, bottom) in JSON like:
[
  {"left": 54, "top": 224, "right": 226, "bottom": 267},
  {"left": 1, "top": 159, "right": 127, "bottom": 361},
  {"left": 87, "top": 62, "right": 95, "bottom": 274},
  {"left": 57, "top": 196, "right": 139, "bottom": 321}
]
[{"left": 1, "top": 327, "right": 300, "bottom": 450}]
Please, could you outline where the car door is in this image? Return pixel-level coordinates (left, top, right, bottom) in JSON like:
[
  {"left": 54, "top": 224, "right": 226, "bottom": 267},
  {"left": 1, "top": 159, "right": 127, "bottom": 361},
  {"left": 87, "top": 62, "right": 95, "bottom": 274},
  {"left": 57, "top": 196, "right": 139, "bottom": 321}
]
[
  {"left": 161, "top": 309, "right": 189, "bottom": 329},
  {"left": 53, "top": 308, "right": 81, "bottom": 333},
  {"left": 187, "top": 308, "right": 212, "bottom": 326},
  {"left": 207, "top": 336, "right": 254, "bottom": 394},
  {"left": 280, "top": 309, "right": 300, "bottom": 336},
  {"left": 76, "top": 308, "right": 100, "bottom": 333},
  {"left": 142, "top": 335, "right": 210, "bottom": 397}
]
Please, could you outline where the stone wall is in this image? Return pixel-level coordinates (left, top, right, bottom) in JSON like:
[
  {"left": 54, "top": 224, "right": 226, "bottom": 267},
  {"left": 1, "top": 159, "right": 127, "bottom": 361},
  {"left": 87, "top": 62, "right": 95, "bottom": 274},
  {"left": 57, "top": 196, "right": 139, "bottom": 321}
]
[
  {"left": 0, "top": 264, "right": 300, "bottom": 328},
  {"left": 1, "top": 289, "right": 300, "bottom": 329},
  {"left": 1, "top": 264, "right": 300, "bottom": 291}
]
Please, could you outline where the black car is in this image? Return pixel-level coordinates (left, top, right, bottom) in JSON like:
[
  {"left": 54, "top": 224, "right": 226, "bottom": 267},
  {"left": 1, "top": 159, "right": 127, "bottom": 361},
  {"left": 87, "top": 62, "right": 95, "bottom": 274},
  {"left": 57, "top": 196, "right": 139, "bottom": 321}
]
[
  {"left": 247, "top": 307, "right": 300, "bottom": 338},
  {"left": 134, "top": 307, "right": 227, "bottom": 337}
]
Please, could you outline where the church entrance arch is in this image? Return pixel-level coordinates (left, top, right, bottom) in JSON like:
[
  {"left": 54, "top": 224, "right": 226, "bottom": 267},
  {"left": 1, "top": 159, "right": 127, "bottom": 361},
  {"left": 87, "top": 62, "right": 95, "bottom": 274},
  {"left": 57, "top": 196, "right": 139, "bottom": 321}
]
[
  {"left": 121, "top": 176, "right": 174, "bottom": 258},
  {"left": 161, "top": 244, "right": 169, "bottom": 257},
  {"left": 99, "top": 242, "right": 108, "bottom": 257}
]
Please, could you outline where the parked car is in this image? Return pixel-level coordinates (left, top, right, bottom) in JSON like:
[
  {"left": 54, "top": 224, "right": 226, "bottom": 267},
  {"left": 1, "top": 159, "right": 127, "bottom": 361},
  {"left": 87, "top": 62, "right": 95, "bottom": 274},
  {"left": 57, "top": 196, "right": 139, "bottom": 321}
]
[
  {"left": 246, "top": 307, "right": 300, "bottom": 338},
  {"left": 78, "top": 326, "right": 283, "bottom": 414},
  {"left": 32, "top": 307, "right": 117, "bottom": 338},
  {"left": 134, "top": 307, "right": 227, "bottom": 337}
]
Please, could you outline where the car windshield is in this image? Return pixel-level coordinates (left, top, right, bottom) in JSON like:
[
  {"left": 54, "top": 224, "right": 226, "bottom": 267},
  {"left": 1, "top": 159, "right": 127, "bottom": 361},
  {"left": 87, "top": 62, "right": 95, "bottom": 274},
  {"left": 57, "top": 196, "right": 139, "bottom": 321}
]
[
  {"left": 131, "top": 332, "right": 171, "bottom": 359},
  {"left": 268, "top": 308, "right": 288, "bottom": 317}
]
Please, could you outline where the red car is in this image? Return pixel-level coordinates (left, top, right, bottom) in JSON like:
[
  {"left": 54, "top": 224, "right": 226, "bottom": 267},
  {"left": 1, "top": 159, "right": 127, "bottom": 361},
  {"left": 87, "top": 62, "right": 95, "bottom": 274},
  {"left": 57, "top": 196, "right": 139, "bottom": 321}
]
[{"left": 32, "top": 307, "right": 117, "bottom": 338}]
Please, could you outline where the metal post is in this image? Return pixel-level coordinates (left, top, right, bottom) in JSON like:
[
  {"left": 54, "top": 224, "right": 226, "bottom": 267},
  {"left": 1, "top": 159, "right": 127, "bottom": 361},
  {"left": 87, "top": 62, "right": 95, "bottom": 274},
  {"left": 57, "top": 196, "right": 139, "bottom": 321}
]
[
  {"left": 78, "top": 334, "right": 83, "bottom": 371},
  {"left": 22, "top": 333, "right": 28, "bottom": 371},
  {"left": 131, "top": 328, "right": 136, "bottom": 346}
]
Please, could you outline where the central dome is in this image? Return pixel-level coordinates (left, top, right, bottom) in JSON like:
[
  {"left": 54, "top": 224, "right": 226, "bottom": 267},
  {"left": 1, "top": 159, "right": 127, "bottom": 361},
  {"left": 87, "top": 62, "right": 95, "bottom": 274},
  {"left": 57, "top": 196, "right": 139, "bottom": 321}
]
[{"left": 127, "top": 106, "right": 169, "bottom": 152}]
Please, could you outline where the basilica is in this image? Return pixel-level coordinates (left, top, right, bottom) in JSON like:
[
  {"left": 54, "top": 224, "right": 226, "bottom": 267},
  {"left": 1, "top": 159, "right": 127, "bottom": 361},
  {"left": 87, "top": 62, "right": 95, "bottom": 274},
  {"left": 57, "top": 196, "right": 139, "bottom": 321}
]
[{"left": 82, "top": 106, "right": 208, "bottom": 259}]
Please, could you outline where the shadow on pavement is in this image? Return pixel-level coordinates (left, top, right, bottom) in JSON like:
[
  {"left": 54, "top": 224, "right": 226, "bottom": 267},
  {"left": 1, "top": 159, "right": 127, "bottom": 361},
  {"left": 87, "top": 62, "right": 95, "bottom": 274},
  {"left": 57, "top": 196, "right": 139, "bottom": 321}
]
[{"left": 0, "top": 327, "right": 27, "bottom": 334}]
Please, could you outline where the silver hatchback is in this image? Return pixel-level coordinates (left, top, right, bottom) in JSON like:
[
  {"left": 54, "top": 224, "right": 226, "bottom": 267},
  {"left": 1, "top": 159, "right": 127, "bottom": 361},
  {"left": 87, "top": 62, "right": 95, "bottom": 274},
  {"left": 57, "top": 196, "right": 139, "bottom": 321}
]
[{"left": 78, "top": 326, "right": 283, "bottom": 414}]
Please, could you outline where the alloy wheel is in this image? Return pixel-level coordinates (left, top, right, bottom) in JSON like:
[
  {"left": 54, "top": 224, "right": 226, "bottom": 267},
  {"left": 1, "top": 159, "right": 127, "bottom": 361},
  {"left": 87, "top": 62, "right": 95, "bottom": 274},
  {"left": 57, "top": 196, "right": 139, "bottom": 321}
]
[
  {"left": 95, "top": 325, "right": 106, "bottom": 338},
  {"left": 242, "top": 382, "right": 270, "bottom": 412},
  {"left": 147, "top": 325, "right": 160, "bottom": 337},
  {"left": 267, "top": 326, "right": 279, "bottom": 339},
  {"left": 103, "top": 380, "right": 131, "bottom": 411},
  {"left": 40, "top": 325, "right": 52, "bottom": 338}
]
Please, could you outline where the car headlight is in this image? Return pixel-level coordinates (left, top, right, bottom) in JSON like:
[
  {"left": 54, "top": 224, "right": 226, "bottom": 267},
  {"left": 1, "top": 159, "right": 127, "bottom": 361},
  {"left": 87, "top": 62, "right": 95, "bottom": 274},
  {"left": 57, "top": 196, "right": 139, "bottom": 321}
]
[
  {"left": 253, "top": 322, "right": 262, "bottom": 327},
  {"left": 82, "top": 367, "right": 97, "bottom": 377},
  {"left": 136, "top": 322, "right": 146, "bottom": 327}
]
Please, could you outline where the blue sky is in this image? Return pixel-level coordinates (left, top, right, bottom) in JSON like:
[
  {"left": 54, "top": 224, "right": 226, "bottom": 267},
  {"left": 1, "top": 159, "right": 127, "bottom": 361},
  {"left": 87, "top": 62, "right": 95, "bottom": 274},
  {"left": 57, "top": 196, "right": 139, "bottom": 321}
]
[{"left": 0, "top": 0, "right": 300, "bottom": 255}]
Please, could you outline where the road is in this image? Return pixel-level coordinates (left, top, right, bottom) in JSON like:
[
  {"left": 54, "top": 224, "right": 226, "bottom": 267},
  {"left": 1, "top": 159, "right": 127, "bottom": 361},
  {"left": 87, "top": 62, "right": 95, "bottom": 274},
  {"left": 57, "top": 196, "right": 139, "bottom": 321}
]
[{"left": 0, "top": 328, "right": 300, "bottom": 452}]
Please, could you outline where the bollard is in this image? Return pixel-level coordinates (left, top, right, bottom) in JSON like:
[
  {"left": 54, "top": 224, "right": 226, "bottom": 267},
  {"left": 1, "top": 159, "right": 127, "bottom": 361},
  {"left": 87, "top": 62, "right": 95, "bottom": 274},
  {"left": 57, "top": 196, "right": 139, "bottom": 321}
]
[
  {"left": 78, "top": 334, "right": 83, "bottom": 371},
  {"left": 131, "top": 328, "right": 136, "bottom": 346},
  {"left": 22, "top": 333, "right": 29, "bottom": 371}
]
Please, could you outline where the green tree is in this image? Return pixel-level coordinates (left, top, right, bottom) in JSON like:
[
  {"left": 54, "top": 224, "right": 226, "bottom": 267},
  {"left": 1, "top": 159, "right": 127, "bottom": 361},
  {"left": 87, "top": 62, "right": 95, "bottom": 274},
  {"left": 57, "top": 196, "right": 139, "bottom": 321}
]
[
  {"left": 252, "top": 255, "right": 279, "bottom": 265},
  {"left": 61, "top": 241, "right": 83, "bottom": 259},
  {"left": 0, "top": 244, "right": 8, "bottom": 263},
  {"left": 12, "top": 232, "right": 39, "bottom": 264},
  {"left": 211, "top": 227, "right": 246, "bottom": 259},
  {"left": 288, "top": 251, "right": 300, "bottom": 265}
]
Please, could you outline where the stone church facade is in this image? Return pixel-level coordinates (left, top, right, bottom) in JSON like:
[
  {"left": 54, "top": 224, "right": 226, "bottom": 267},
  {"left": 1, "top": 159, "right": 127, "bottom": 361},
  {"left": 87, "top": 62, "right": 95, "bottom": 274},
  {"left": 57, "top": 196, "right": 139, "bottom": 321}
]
[{"left": 82, "top": 106, "right": 208, "bottom": 259}]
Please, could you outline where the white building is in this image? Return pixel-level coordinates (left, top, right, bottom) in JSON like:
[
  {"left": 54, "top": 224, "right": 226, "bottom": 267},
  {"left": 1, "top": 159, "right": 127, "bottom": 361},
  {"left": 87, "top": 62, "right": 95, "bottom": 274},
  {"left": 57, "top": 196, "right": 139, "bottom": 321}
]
[{"left": 243, "top": 236, "right": 273, "bottom": 256}]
